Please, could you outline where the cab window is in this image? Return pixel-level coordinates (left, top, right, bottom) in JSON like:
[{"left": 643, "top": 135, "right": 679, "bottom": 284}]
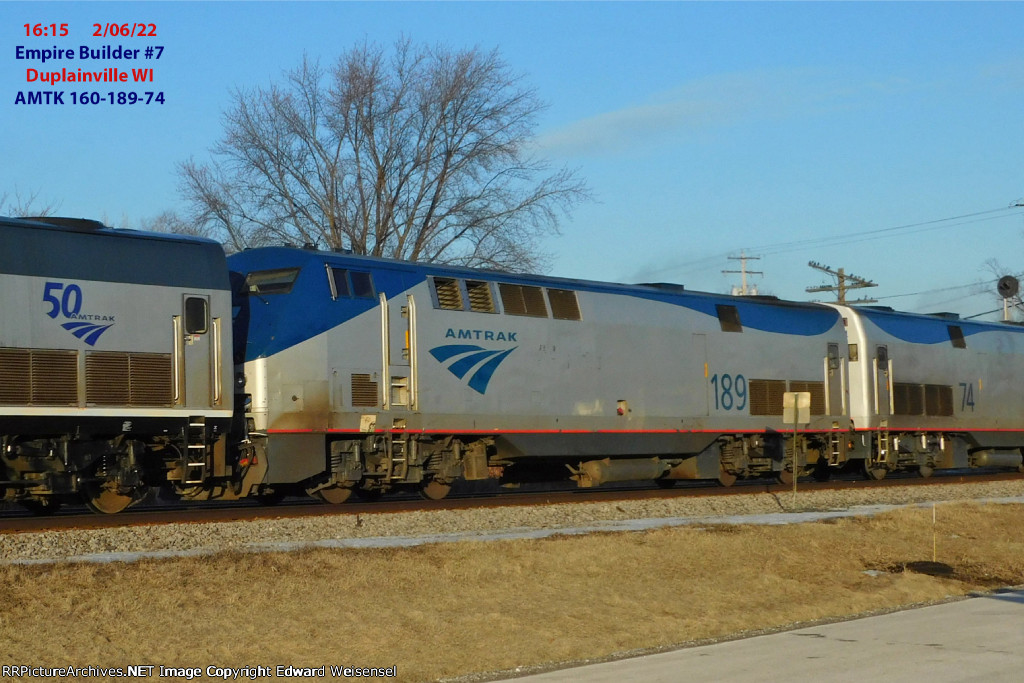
[{"left": 244, "top": 268, "right": 300, "bottom": 295}]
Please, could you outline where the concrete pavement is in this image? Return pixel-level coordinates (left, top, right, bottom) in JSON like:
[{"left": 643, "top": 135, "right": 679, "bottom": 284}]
[{"left": 498, "top": 589, "right": 1024, "bottom": 682}]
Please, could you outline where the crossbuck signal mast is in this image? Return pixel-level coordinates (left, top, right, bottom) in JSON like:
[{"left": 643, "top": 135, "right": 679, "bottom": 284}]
[
  {"left": 806, "top": 261, "right": 878, "bottom": 304},
  {"left": 723, "top": 251, "right": 763, "bottom": 296}
]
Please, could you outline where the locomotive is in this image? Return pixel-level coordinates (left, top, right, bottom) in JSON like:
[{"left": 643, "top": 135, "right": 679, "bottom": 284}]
[
  {"left": 2, "top": 215, "right": 1022, "bottom": 513},
  {"left": 0, "top": 216, "right": 238, "bottom": 513}
]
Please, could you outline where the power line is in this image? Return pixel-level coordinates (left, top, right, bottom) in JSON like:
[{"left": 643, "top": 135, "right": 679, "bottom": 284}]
[
  {"left": 644, "top": 203, "right": 1024, "bottom": 278},
  {"left": 754, "top": 207, "right": 1013, "bottom": 256},
  {"left": 874, "top": 279, "right": 995, "bottom": 301},
  {"left": 806, "top": 261, "right": 878, "bottom": 304}
]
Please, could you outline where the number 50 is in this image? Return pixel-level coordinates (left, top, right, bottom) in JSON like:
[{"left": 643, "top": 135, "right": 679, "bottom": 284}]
[{"left": 43, "top": 281, "right": 83, "bottom": 318}]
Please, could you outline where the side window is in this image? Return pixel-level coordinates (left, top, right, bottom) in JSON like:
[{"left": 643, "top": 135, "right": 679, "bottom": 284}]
[
  {"left": 328, "top": 267, "right": 351, "bottom": 299},
  {"left": 184, "top": 297, "right": 209, "bottom": 334},
  {"left": 349, "top": 271, "right": 375, "bottom": 299},
  {"left": 244, "top": 268, "right": 300, "bottom": 295},
  {"left": 327, "top": 267, "right": 375, "bottom": 300}
]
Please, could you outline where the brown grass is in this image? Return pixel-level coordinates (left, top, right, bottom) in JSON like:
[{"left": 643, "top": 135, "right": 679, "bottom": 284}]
[{"left": 1, "top": 502, "right": 1022, "bottom": 682}]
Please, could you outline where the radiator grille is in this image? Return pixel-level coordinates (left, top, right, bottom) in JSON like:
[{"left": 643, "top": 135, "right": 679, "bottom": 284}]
[
  {"left": 499, "top": 283, "right": 548, "bottom": 317},
  {"left": 465, "top": 280, "right": 495, "bottom": 313},
  {"left": 0, "top": 348, "right": 31, "bottom": 404},
  {"left": 86, "top": 352, "right": 130, "bottom": 405},
  {"left": 498, "top": 283, "right": 526, "bottom": 315},
  {"left": 891, "top": 383, "right": 953, "bottom": 417},
  {"left": 749, "top": 379, "right": 786, "bottom": 416},
  {"left": 0, "top": 348, "right": 78, "bottom": 406},
  {"left": 788, "top": 381, "right": 826, "bottom": 416},
  {"left": 548, "top": 288, "right": 582, "bottom": 321},
  {"left": 521, "top": 286, "right": 548, "bottom": 317},
  {"left": 433, "top": 277, "right": 463, "bottom": 310},
  {"left": 925, "top": 384, "right": 953, "bottom": 417},
  {"left": 351, "top": 373, "right": 379, "bottom": 407},
  {"left": 893, "top": 383, "right": 924, "bottom": 416},
  {"left": 86, "top": 352, "right": 173, "bottom": 406},
  {"left": 129, "top": 354, "right": 174, "bottom": 405}
]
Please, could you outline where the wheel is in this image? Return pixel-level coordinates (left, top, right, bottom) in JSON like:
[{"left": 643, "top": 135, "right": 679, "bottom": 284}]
[
  {"left": 777, "top": 469, "right": 795, "bottom": 486},
  {"left": 717, "top": 468, "right": 737, "bottom": 487},
  {"left": 864, "top": 462, "right": 887, "bottom": 481},
  {"left": 419, "top": 480, "right": 452, "bottom": 500},
  {"left": 918, "top": 465, "right": 934, "bottom": 479},
  {"left": 83, "top": 482, "right": 141, "bottom": 514},
  {"left": 655, "top": 478, "right": 677, "bottom": 489},
  {"left": 312, "top": 484, "right": 353, "bottom": 505},
  {"left": 20, "top": 498, "right": 61, "bottom": 516}
]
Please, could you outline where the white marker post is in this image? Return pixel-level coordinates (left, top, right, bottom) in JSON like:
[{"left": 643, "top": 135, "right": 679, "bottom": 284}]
[{"left": 783, "top": 392, "right": 811, "bottom": 495}]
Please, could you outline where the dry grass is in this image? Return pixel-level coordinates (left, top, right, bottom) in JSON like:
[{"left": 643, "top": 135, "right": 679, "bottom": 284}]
[{"left": 1, "top": 502, "right": 1023, "bottom": 682}]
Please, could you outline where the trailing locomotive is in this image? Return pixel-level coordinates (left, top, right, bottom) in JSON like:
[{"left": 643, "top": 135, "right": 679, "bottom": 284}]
[
  {"left": 832, "top": 304, "right": 1024, "bottom": 478},
  {"left": 3, "top": 216, "right": 1022, "bottom": 514},
  {"left": 0, "top": 216, "right": 260, "bottom": 514},
  {"left": 230, "top": 246, "right": 851, "bottom": 501}
]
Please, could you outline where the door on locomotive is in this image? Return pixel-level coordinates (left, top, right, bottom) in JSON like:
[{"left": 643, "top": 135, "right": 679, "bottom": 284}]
[
  {"left": 873, "top": 345, "right": 891, "bottom": 418},
  {"left": 176, "top": 294, "right": 220, "bottom": 408},
  {"left": 381, "top": 292, "right": 417, "bottom": 411},
  {"left": 825, "top": 342, "right": 844, "bottom": 416}
]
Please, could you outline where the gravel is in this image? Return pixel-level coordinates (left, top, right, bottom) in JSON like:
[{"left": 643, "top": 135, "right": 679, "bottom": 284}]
[{"left": 3, "top": 479, "right": 1024, "bottom": 565}]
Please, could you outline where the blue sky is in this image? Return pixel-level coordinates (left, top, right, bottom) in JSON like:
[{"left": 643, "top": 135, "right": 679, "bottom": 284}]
[{"left": 3, "top": 2, "right": 1023, "bottom": 319}]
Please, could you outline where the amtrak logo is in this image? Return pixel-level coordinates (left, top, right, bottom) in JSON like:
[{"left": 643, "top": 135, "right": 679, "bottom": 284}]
[
  {"left": 429, "top": 344, "right": 517, "bottom": 394},
  {"left": 43, "top": 281, "right": 115, "bottom": 346},
  {"left": 60, "top": 320, "right": 115, "bottom": 345}
]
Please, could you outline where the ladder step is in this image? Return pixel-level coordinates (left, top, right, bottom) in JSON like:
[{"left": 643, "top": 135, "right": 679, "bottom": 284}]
[{"left": 183, "top": 417, "right": 208, "bottom": 484}]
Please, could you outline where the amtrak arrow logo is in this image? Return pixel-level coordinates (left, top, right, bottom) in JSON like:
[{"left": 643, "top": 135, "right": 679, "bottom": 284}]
[
  {"left": 429, "top": 344, "right": 517, "bottom": 394},
  {"left": 60, "top": 321, "right": 115, "bottom": 346}
]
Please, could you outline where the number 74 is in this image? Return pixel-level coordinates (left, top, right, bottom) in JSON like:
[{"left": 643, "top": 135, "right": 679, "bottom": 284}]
[{"left": 959, "top": 382, "right": 975, "bottom": 411}]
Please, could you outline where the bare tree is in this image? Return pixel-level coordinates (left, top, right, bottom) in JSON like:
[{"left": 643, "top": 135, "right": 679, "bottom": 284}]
[
  {"left": 1, "top": 189, "right": 59, "bottom": 217},
  {"left": 179, "top": 40, "right": 588, "bottom": 271},
  {"left": 134, "top": 210, "right": 220, "bottom": 242}
]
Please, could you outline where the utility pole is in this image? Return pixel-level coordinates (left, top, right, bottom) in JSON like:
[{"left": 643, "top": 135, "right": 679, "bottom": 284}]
[
  {"left": 723, "top": 251, "right": 763, "bottom": 296},
  {"left": 806, "top": 261, "right": 878, "bottom": 304}
]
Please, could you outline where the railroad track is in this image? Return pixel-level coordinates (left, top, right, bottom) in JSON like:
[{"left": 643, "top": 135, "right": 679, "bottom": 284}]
[{"left": 2, "top": 470, "right": 1020, "bottom": 535}]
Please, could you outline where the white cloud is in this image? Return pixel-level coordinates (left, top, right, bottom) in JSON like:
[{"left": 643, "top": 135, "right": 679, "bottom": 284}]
[{"left": 535, "top": 68, "right": 912, "bottom": 158}]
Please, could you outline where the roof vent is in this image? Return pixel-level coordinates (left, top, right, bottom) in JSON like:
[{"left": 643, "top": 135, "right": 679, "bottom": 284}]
[
  {"left": 638, "top": 282, "right": 686, "bottom": 292},
  {"left": 20, "top": 216, "right": 108, "bottom": 231}
]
